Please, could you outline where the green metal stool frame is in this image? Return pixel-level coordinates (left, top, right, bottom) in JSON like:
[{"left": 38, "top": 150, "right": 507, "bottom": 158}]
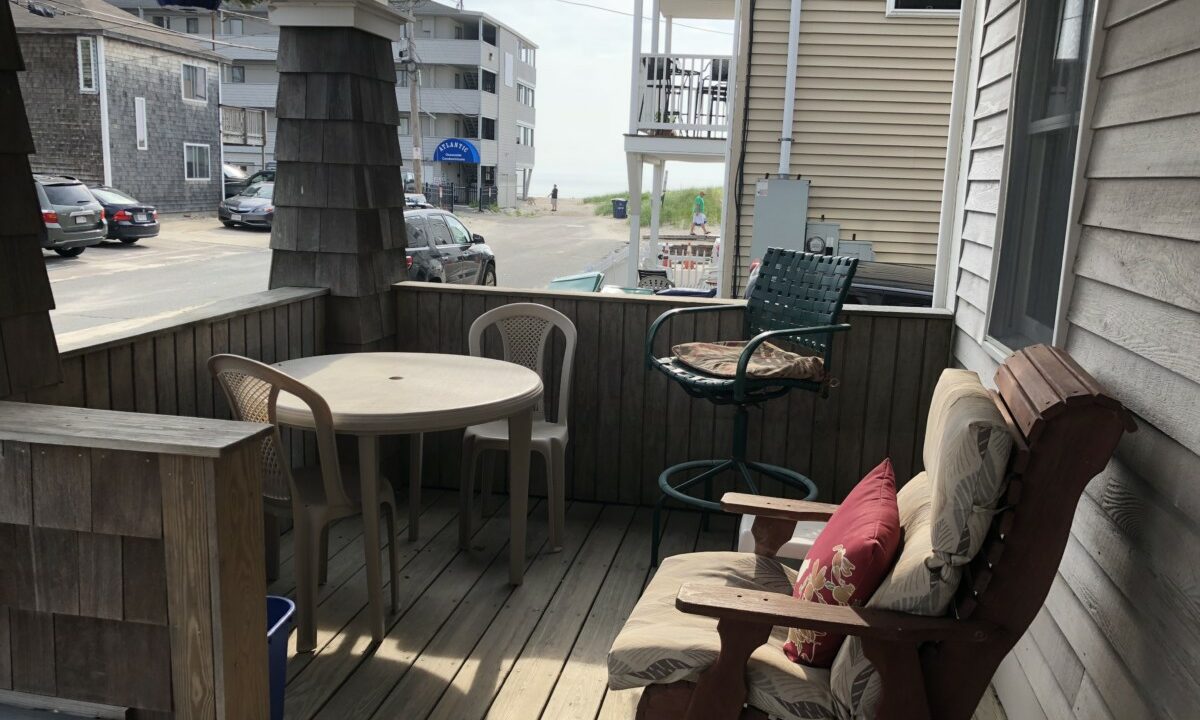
[{"left": 645, "top": 248, "right": 858, "bottom": 565}]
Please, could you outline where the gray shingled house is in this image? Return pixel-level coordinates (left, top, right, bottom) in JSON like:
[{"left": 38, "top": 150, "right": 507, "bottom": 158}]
[{"left": 13, "top": 0, "right": 221, "bottom": 213}]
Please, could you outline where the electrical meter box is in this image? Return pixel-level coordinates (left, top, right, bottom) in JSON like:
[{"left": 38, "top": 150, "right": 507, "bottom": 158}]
[
  {"left": 803, "top": 222, "right": 841, "bottom": 256},
  {"left": 750, "top": 177, "right": 811, "bottom": 264}
]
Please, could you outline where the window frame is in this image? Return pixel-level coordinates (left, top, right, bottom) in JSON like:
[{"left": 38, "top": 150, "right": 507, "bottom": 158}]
[
  {"left": 181, "top": 62, "right": 208, "bottom": 103},
  {"left": 134, "top": 96, "right": 148, "bottom": 150},
  {"left": 984, "top": 0, "right": 1098, "bottom": 353},
  {"left": 183, "top": 143, "right": 212, "bottom": 182},
  {"left": 150, "top": 15, "right": 166, "bottom": 27},
  {"left": 398, "top": 115, "right": 410, "bottom": 135},
  {"left": 224, "top": 17, "right": 243, "bottom": 34},
  {"left": 77, "top": 36, "right": 98, "bottom": 94},
  {"left": 185, "top": 16, "right": 199, "bottom": 34},
  {"left": 885, "top": 0, "right": 961, "bottom": 19},
  {"left": 223, "top": 64, "right": 246, "bottom": 84}
]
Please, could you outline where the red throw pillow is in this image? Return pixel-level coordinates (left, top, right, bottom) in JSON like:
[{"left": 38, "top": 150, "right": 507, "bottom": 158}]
[{"left": 783, "top": 458, "right": 901, "bottom": 667}]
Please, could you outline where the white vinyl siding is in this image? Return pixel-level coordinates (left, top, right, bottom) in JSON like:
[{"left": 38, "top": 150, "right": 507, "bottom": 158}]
[
  {"left": 77, "top": 36, "right": 97, "bottom": 93},
  {"left": 181, "top": 63, "right": 207, "bottom": 103},
  {"left": 726, "top": 0, "right": 960, "bottom": 290},
  {"left": 134, "top": 97, "right": 147, "bottom": 150},
  {"left": 184, "top": 143, "right": 211, "bottom": 181}
]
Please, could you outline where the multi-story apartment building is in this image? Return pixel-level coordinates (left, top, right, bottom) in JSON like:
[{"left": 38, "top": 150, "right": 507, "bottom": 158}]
[{"left": 111, "top": 0, "right": 537, "bottom": 207}]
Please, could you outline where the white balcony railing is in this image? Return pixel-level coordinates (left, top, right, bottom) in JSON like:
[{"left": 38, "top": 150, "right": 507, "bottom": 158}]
[
  {"left": 220, "top": 105, "right": 267, "bottom": 146},
  {"left": 635, "top": 53, "right": 731, "bottom": 139}
]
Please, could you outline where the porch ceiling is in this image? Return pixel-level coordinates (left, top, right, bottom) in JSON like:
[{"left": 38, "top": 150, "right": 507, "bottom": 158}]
[
  {"left": 660, "top": 0, "right": 736, "bottom": 20},
  {"left": 624, "top": 133, "right": 728, "bottom": 163}
]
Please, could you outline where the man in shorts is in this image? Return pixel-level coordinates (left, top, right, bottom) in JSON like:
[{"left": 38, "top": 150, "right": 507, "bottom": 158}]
[
  {"left": 691, "top": 191, "right": 710, "bottom": 235},
  {"left": 550, "top": 184, "right": 559, "bottom": 211}
]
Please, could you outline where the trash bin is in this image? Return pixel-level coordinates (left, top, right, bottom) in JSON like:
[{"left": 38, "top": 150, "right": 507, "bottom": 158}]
[
  {"left": 611, "top": 198, "right": 628, "bottom": 219},
  {"left": 267, "top": 596, "right": 296, "bottom": 720}
]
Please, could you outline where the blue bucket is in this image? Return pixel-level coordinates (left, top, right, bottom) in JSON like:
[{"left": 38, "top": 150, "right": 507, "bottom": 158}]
[{"left": 266, "top": 596, "right": 296, "bottom": 720}]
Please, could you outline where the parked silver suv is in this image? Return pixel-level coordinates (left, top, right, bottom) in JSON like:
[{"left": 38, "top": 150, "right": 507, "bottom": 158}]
[{"left": 34, "top": 175, "right": 106, "bottom": 257}]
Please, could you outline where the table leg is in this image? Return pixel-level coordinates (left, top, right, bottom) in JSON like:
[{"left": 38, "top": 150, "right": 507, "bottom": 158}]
[
  {"left": 409, "top": 433, "right": 423, "bottom": 541},
  {"left": 359, "top": 435, "right": 385, "bottom": 644},
  {"left": 508, "top": 407, "right": 533, "bottom": 585}
]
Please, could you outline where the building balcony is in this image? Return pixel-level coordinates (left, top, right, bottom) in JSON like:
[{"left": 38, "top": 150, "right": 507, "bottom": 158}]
[
  {"left": 396, "top": 87, "right": 482, "bottom": 116},
  {"left": 398, "top": 37, "right": 500, "bottom": 70},
  {"left": 633, "top": 53, "right": 731, "bottom": 140}
]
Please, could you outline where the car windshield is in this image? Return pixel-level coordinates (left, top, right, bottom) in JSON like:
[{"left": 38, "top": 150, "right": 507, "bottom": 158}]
[
  {"left": 90, "top": 187, "right": 137, "bottom": 205},
  {"left": 239, "top": 183, "right": 274, "bottom": 199},
  {"left": 42, "top": 183, "right": 95, "bottom": 205}
]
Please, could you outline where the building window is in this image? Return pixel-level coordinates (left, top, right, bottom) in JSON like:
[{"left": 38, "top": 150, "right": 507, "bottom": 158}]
[
  {"left": 150, "top": 15, "right": 166, "bottom": 27},
  {"left": 397, "top": 69, "right": 409, "bottom": 87},
  {"left": 517, "top": 83, "right": 534, "bottom": 107},
  {"left": 482, "top": 70, "right": 496, "bottom": 94},
  {"left": 481, "top": 117, "right": 495, "bottom": 140},
  {"left": 517, "top": 124, "right": 533, "bottom": 147},
  {"left": 185, "top": 16, "right": 199, "bottom": 33},
  {"left": 182, "top": 63, "right": 207, "bottom": 102},
  {"left": 224, "top": 17, "right": 243, "bottom": 34},
  {"left": 135, "top": 97, "right": 147, "bottom": 150},
  {"left": 886, "top": 0, "right": 961, "bottom": 17},
  {"left": 398, "top": 115, "right": 410, "bottom": 135},
  {"left": 77, "top": 36, "right": 98, "bottom": 93},
  {"left": 184, "top": 143, "right": 211, "bottom": 181},
  {"left": 989, "top": 0, "right": 1094, "bottom": 350},
  {"left": 519, "top": 42, "right": 535, "bottom": 66},
  {"left": 223, "top": 65, "right": 245, "bottom": 83}
]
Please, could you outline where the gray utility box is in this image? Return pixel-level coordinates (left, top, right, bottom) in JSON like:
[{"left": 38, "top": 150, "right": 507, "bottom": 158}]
[{"left": 750, "top": 177, "right": 811, "bottom": 263}]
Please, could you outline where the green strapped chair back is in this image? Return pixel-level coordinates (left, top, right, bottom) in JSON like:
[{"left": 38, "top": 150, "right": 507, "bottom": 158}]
[{"left": 646, "top": 248, "right": 858, "bottom": 564}]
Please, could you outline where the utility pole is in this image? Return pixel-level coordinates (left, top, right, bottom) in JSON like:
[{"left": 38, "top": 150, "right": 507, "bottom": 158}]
[{"left": 405, "top": 21, "right": 424, "bottom": 191}]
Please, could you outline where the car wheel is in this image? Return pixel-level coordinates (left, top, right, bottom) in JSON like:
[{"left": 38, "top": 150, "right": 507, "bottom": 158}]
[
  {"left": 119, "top": 238, "right": 140, "bottom": 245},
  {"left": 54, "top": 247, "right": 85, "bottom": 257},
  {"left": 482, "top": 265, "right": 497, "bottom": 286}
]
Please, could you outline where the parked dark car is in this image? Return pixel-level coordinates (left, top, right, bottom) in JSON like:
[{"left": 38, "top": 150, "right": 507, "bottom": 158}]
[
  {"left": 404, "top": 208, "right": 496, "bottom": 286},
  {"left": 218, "top": 182, "right": 274, "bottom": 229},
  {"left": 223, "top": 166, "right": 274, "bottom": 198},
  {"left": 90, "top": 186, "right": 159, "bottom": 243},
  {"left": 844, "top": 261, "right": 933, "bottom": 307},
  {"left": 33, "top": 174, "right": 106, "bottom": 257}
]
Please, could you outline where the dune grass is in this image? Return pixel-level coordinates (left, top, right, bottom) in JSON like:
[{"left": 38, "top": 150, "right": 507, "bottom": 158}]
[{"left": 583, "top": 186, "right": 721, "bottom": 228}]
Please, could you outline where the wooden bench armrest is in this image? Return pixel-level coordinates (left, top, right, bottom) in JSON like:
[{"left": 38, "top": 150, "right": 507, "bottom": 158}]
[
  {"left": 676, "top": 584, "right": 995, "bottom": 644},
  {"left": 720, "top": 492, "right": 839, "bottom": 522}
]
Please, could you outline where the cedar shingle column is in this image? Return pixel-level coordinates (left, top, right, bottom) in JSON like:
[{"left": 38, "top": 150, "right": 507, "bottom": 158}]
[{"left": 268, "top": 0, "right": 411, "bottom": 352}]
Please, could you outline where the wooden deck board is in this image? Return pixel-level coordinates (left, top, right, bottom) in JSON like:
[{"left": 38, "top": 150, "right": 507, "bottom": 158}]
[{"left": 278, "top": 501, "right": 1003, "bottom": 720}]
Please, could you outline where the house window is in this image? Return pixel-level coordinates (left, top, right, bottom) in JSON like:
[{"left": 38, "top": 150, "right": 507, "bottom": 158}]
[
  {"left": 224, "top": 18, "right": 243, "bottom": 34},
  {"left": 134, "top": 97, "right": 147, "bottom": 150},
  {"left": 886, "top": 0, "right": 961, "bottom": 17},
  {"left": 989, "top": 0, "right": 1094, "bottom": 350},
  {"left": 77, "top": 37, "right": 98, "bottom": 93},
  {"left": 184, "top": 143, "right": 211, "bottom": 181},
  {"left": 150, "top": 15, "right": 165, "bottom": 27},
  {"left": 518, "top": 83, "right": 534, "bottom": 107},
  {"left": 186, "top": 16, "right": 199, "bottom": 34},
  {"left": 397, "top": 70, "right": 409, "bottom": 87},
  {"left": 182, "top": 63, "right": 207, "bottom": 102},
  {"left": 517, "top": 124, "right": 533, "bottom": 147},
  {"left": 519, "top": 42, "right": 535, "bottom": 66},
  {"left": 398, "top": 115, "right": 410, "bottom": 135},
  {"left": 481, "top": 117, "right": 495, "bottom": 140},
  {"left": 223, "top": 65, "right": 245, "bottom": 83}
]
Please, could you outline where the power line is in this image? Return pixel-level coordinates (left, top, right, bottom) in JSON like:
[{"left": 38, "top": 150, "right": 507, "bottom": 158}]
[{"left": 554, "top": 0, "right": 733, "bottom": 35}]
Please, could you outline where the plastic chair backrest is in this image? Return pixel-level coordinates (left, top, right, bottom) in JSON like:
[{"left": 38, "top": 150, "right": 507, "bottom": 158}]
[
  {"left": 208, "top": 354, "right": 353, "bottom": 509},
  {"left": 468, "top": 303, "right": 577, "bottom": 424},
  {"left": 744, "top": 248, "right": 858, "bottom": 357}
]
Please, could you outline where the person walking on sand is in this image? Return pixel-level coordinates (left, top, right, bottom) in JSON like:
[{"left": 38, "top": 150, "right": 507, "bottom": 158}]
[
  {"left": 691, "top": 191, "right": 710, "bottom": 235},
  {"left": 550, "top": 184, "right": 559, "bottom": 212}
]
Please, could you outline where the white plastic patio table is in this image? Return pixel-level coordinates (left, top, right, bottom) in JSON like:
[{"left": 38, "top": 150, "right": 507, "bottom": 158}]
[{"left": 272, "top": 352, "right": 543, "bottom": 644}]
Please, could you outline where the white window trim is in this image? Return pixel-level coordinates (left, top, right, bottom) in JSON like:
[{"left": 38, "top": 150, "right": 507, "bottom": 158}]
[
  {"left": 134, "top": 97, "right": 148, "bottom": 150},
  {"left": 180, "top": 62, "right": 208, "bottom": 104},
  {"left": 183, "top": 142, "right": 212, "bottom": 181},
  {"left": 885, "top": 0, "right": 961, "bottom": 18},
  {"left": 77, "top": 36, "right": 98, "bottom": 93}
]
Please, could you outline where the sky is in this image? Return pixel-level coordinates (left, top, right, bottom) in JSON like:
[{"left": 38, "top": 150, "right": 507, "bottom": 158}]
[{"left": 462, "top": 0, "right": 733, "bottom": 198}]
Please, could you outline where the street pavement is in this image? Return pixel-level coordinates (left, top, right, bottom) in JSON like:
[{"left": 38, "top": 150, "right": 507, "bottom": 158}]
[{"left": 45, "top": 199, "right": 629, "bottom": 339}]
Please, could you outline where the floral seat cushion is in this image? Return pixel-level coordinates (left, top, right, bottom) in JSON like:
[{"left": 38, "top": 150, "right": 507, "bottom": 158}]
[
  {"left": 672, "top": 340, "right": 825, "bottom": 381},
  {"left": 608, "top": 551, "right": 837, "bottom": 720}
]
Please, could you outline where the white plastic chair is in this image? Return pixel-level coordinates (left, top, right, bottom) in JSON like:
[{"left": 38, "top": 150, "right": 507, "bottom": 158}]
[
  {"left": 460, "top": 303, "right": 577, "bottom": 551},
  {"left": 208, "top": 354, "right": 399, "bottom": 654}
]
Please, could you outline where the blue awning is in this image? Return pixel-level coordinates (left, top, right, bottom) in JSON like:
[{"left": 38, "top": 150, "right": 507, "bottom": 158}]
[{"left": 433, "top": 138, "right": 481, "bottom": 164}]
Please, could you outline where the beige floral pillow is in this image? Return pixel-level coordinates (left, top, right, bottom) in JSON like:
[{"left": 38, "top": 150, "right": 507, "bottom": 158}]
[{"left": 672, "top": 340, "right": 825, "bottom": 380}]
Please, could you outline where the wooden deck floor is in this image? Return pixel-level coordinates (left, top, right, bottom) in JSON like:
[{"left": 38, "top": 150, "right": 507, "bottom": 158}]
[{"left": 272, "top": 493, "right": 1005, "bottom": 720}]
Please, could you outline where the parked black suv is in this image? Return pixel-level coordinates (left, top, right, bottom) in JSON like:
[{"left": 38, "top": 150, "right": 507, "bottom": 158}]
[{"left": 404, "top": 208, "right": 496, "bottom": 285}]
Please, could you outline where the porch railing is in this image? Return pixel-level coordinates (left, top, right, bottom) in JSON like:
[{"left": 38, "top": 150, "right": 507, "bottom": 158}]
[
  {"left": 395, "top": 282, "right": 954, "bottom": 505},
  {"left": 635, "top": 53, "right": 732, "bottom": 139},
  {"left": 220, "top": 105, "right": 267, "bottom": 146}
]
